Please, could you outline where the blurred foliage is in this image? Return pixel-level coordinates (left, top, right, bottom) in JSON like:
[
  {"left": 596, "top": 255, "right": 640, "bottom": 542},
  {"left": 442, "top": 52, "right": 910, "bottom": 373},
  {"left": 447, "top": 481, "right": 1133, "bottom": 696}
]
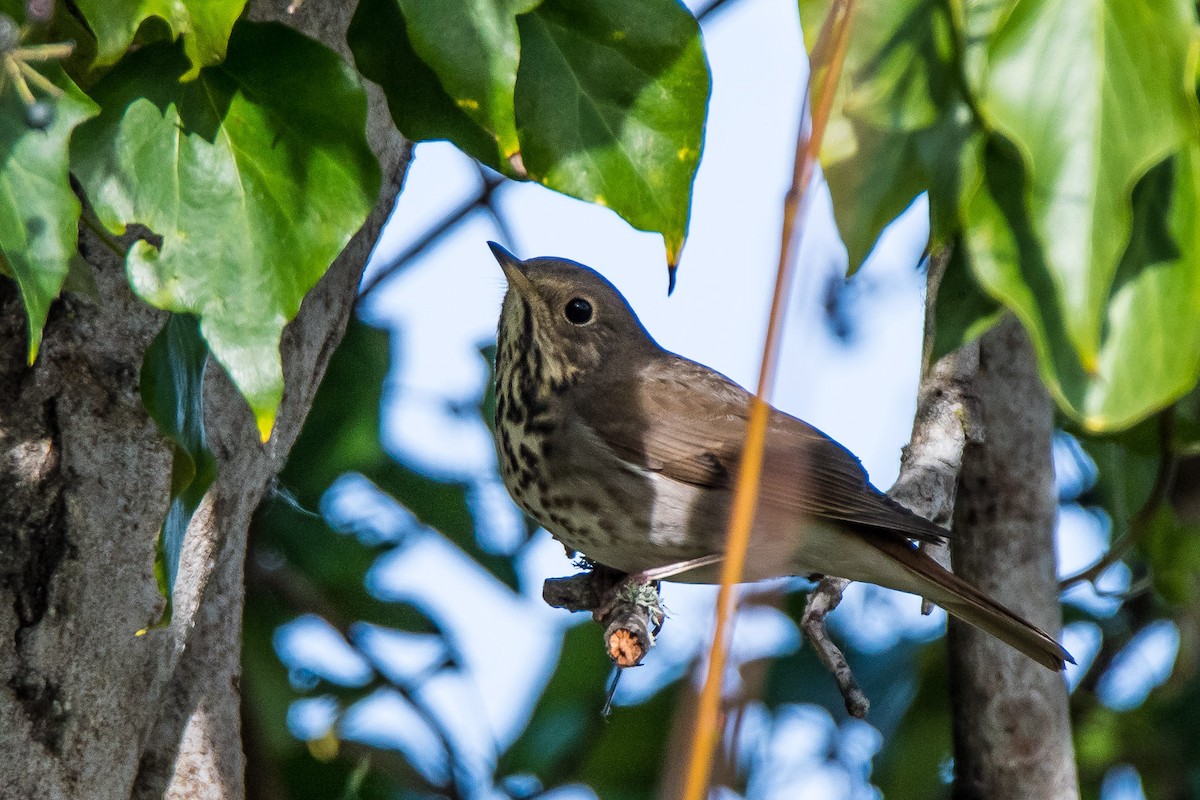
[{"left": 244, "top": 314, "right": 1200, "bottom": 799}]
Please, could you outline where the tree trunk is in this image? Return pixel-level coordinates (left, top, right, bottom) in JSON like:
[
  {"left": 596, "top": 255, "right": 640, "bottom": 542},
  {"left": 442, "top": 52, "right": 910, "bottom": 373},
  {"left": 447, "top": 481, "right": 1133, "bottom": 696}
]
[
  {"left": 948, "top": 316, "right": 1079, "bottom": 800},
  {"left": 0, "top": 3, "right": 408, "bottom": 797}
]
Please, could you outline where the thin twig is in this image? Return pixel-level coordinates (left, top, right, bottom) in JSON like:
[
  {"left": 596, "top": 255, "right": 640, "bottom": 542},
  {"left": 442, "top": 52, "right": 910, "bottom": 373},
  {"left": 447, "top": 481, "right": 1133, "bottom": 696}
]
[
  {"left": 358, "top": 167, "right": 505, "bottom": 299},
  {"left": 800, "top": 246, "right": 976, "bottom": 713},
  {"left": 1060, "top": 409, "right": 1177, "bottom": 589},
  {"left": 801, "top": 577, "right": 868, "bottom": 717}
]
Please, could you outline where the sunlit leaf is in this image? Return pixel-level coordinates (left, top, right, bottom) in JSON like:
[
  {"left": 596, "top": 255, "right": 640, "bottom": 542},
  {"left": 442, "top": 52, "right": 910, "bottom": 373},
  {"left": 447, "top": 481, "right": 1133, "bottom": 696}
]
[
  {"left": 397, "top": 0, "right": 541, "bottom": 160},
  {"left": 966, "top": 141, "right": 1200, "bottom": 430},
  {"left": 979, "top": 0, "right": 1198, "bottom": 374},
  {"left": 73, "top": 22, "right": 381, "bottom": 440},
  {"left": 516, "top": 0, "right": 710, "bottom": 265},
  {"left": 0, "top": 63, "right": 97, "bottom": 363},
  {"left": 801, "top": 0, "right": 977, "bottom": 271},
  {"left": 74, "top": 0, "right": 246, "bottom": 79},
  {"left": 822, "top": 123, "right": 926, "bottom": 273},
  {"left": 348, "top": 0, "right": 512, "bottom": 172}
]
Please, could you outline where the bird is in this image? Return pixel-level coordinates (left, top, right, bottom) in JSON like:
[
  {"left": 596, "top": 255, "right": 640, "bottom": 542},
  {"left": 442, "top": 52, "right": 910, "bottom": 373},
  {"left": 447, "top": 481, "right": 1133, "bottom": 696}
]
[{"left": 488, "top": 242, "right": 1072, "bottom": 671}]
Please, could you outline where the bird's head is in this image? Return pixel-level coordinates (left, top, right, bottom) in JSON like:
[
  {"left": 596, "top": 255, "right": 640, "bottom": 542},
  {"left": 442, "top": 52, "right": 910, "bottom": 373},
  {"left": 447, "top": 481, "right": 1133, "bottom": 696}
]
[{"left": 489, "top": 242, "right": 657, "bottom": 388}]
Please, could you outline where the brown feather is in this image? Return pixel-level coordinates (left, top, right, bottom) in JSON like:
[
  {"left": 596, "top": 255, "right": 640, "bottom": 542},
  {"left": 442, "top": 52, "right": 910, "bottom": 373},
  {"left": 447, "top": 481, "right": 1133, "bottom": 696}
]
[
  {"left": 864, "top": 534, "right": 1072, "bottom": 670},
  {"left": 584, "top": 353, "right": 950, "bottom": 545}
]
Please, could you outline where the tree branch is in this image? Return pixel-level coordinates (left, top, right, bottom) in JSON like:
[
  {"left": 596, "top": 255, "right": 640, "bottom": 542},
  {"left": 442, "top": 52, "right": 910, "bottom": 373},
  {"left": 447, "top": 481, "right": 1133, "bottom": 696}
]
[
  {"left": 948, "top": 316, "right": 1078, "bottom": 800},
  {"left": 798, "top": 245, "right": 978, "bottom": 713},
  {"left": 542, "top": 566, "right": 664, "bottom": 668},
  {"left": 800, "top": 577, "right": 868, "bottom": 717}
]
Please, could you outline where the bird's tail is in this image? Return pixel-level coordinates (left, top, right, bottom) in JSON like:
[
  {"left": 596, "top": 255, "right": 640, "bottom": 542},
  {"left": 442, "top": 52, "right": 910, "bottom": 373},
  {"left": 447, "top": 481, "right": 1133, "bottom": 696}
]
[{"left": 865, "top": 536, "right": 1073, "bottom": 671}]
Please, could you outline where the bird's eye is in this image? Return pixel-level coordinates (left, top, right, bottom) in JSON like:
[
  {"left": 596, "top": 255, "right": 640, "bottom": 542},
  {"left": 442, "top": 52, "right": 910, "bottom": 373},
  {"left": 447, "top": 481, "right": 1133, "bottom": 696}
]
[{"left": 564, "top": 297, "right": 593, "bottom": 325}]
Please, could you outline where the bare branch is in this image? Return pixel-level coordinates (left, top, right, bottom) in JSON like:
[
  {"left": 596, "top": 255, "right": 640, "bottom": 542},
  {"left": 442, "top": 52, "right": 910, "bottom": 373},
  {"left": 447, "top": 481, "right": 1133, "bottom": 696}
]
[
  {"left": 799, "top": 244, "right": 978, "bottom": 710},
  {"left": 800, "top": 577, "right": 868, "bottom": 718},
  {"left": 542, "top": 567, "right": 664, "bottom": 668}
]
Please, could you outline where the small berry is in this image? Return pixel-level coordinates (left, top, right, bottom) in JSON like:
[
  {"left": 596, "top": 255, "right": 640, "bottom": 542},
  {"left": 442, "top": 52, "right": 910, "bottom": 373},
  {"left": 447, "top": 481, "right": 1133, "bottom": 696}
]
[
  {"left": 0, "top": 14, "right": 19, "bottom": 54},
  {"left": 25, "top": 101, "right": 55, "bottom": 130}
]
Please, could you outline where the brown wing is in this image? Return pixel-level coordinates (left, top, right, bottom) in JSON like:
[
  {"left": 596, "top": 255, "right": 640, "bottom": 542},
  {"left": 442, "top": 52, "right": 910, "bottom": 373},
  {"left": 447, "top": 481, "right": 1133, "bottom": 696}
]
[{"left": 581, "top": 353, "right": 948, "bottom": 544}]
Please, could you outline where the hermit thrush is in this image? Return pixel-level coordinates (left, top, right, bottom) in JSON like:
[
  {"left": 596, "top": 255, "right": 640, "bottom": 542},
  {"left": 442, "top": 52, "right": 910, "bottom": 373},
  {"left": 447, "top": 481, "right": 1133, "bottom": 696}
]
[{"left": 489, "top": 243, "right": 1071, "bottom": 671}]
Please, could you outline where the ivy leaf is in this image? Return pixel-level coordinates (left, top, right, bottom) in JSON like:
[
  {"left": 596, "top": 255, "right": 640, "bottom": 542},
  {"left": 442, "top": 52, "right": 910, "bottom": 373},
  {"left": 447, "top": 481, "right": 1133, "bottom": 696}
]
[
  {"left": 800, "top": 0, "right": 974, "bottom": 272},
  {"left": 138, "top": 313, "right": 216, "bottom": 628},
  {"left": 822, "top": 122, "right": 927, "bottom": 273},
  {"left": 979, "top": 0, "right": 1197, "bottom": 375},
  {"left": 74, "top": 0, "right": 246, "bottom": 80},
  {"left": 0, "top": 63, "right": 98, "bottom": 364},
  {"left": 397, "top": 0, "right": 541, "bottom": 163},
  {"left": 929, "top": 238, "right": 1003, "bottom": 363},
  {"left": 72, "top": 22, "right": 381, "bottom": 441},
  {"left": 353, "top": 0, "right": 709, "bottom": 269},
  {"left": 802, "top": 0, "right": 956, "bottom": 133},
  {"left": 1086, "top": 149, "right": 1200, "bottom": 430},
  {"left": 516, "top": 0, "right": 710, "bottom": 266},
  {"left": 964, "top": 141, "right": 1200, "bottom": 430},
  {"left": 348, "top": 0, "right": 511, "bottom": 172}
]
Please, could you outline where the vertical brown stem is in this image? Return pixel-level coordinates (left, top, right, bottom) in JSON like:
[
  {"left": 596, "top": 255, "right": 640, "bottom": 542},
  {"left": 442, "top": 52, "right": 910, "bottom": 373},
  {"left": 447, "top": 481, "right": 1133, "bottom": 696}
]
[{"left": 948, "top": 316, "right": 1078, "bottom": 800}]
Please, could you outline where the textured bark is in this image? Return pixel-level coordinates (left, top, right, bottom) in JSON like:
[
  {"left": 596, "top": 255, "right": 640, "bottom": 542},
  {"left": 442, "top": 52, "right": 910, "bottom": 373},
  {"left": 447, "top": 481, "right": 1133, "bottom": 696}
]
[
  {"left": 948, "top": 317, "right": 1079, "bottom": 800},
  {"left": 0, "top": 2, "right": 408, "bottom": 797}
]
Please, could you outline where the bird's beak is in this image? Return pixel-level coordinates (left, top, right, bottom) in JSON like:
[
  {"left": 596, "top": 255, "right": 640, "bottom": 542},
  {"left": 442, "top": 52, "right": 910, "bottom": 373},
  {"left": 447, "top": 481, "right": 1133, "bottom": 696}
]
[{"left": 488, "top": 241, "right": 537, "bottom": 298}]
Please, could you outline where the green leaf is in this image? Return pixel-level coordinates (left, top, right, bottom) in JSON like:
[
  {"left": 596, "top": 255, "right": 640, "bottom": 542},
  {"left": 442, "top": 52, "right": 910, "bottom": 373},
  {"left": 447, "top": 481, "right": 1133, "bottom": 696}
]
[
  {"left": 929, "top": 238, "right": 1004, "bottom": 363},
  {"left": 0, "top": 64, "right": 98, "bottom": 363},
  {"left": 73, "top": 22, "right": 381, "bottom": 441},
  {"left": 515, "top": 0, "right": 710, "bottom": 265},
  {"left": 803, "top": 0, "right": 957, "bottom": 133},
  {"left": 963, "top": 139, "right": 1097, "bottom": 419},
  {"left": 74, "top": 0, "right": 247, "bottom": 80},
  {"left": 800, "top": 0, "right": 978, "bottom": 272},
  {"left": 348, "top": 0, "right": 512, "bottom": 172},
  {"left": 966, "top": 140, "right": 1200, "bottom": 431},
  {"left": 1087, "top": 148, "right": 1200, "bottom": 430},
  {"left": 978, "top": 0, "right": 1198, "bottom": 374},
  {"left": 139, "top": 314, "right": 216, "bottom": 628},
  {"left": 822, "top": 122, "right": 927, "bottom": 273},
  {"left": 397, "top": 0, "right": 541, "bottom": 161},
  {"left": 352, "top": 0, "right": 709, "bottom": 265}
]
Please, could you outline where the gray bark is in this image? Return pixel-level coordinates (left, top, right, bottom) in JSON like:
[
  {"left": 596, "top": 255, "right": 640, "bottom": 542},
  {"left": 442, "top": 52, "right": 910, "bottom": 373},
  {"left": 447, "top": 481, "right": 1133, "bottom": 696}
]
[
  {"left": 948, "top": 316, "right": 1079, "bottom": 800},
  {"left": 0, "top": 2, "right": 408, "bottom": 797}
]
